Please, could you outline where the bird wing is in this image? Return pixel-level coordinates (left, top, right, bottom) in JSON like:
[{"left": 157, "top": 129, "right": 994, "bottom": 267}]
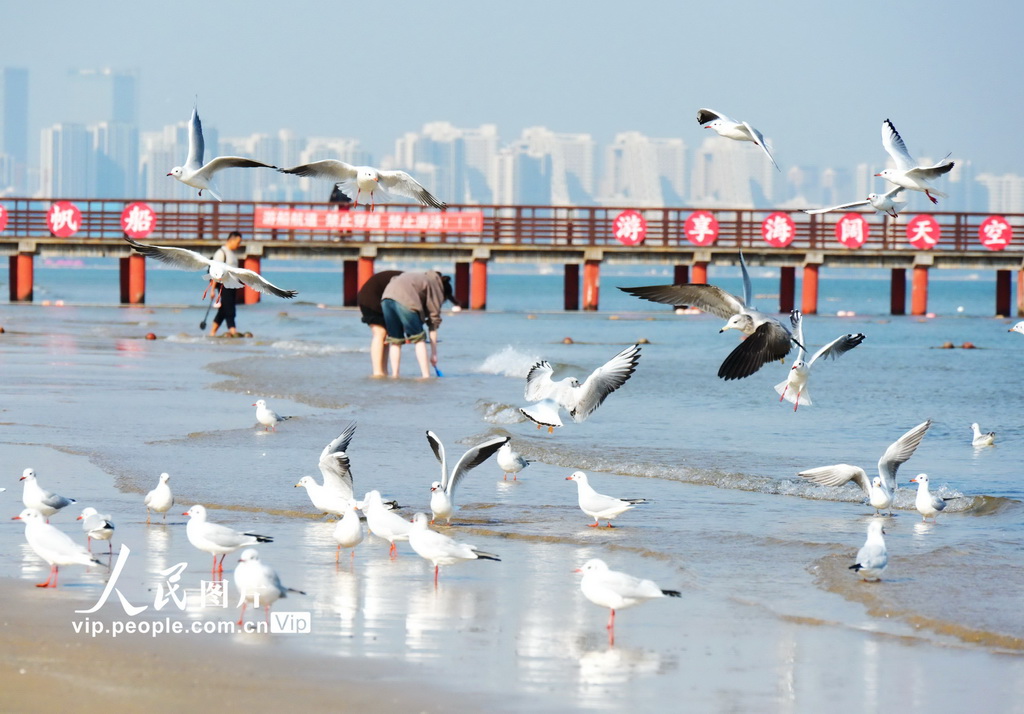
[
  {"left": 877, "top": 419, "right": 932, "bottom": 491},
  {"left": 802, "top": 199, "right": 871, "bottom": 215},
  {"left": 377, "top": 170, "right": 447, "bottom": 209},
  {"left": 185, "top": 105, "right": 204, "bottom": 171},
  {"left": 807, "top": 332, "right": 866, "bottom": 367},
  {"left": 196, "top": 156, "right": 277, "bottom": 180},
  {"left": 599, "top": 569, "right": 661, "bottom": 599},
  {"left": 446, "top": 436, "right": 510, "bottom": 497},
  {"left": 738, "top": 251, "right": 754, "bottom": 308},
  {"left": 906, "top": 161, "right": 955, "bottom": 181},
  {"left": 696, "top": 108, "right": 726, "bottom": 125},
  {"left": 619, "top": 284, "right": 745, "bottom": 319},
  {"left": 881, "top": 119, "right": 915, "bottom": 171},
  {"left": 318, "top": 423, "right": 357, "bottom": 499},
  {"left": 124, "top": 237, "right": 211, "bottom": 271},
  {"left": 278, "top": 160, "right": 359, "bottom": 182},
  {"left": 523, "top": 360, "right": 557, "bottom": 402},
  {"left": 425, "top": 430, "right": 448, "bottom": 488},
  {"left": 798, "top": 464, "right": 871, "bottom": 495},
  {"left": 568, "top": 344, "right": 641, "bottom": 422},
  {"left": 741, "top": 121, "right": 780, "bottom": 171},
  {"left": 717, "top": 320, "right": 794, "bottom": 380},
  {"left": 519, "top": 401, "right": 563, "bottom": 429},
  {"left": 223, "top": 266, "right": 297, "bottom": 299},
  {"left": 789, "top": 310, "right": 806, "bottom": 361},
  {"left": 855, "top": 543, "right": 887, "bottom": 570}
]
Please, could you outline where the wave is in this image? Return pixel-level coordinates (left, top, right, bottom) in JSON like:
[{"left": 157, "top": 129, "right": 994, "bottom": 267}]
[
  {"left": 269, "top": 340, "right": 357, "bottom": 355},
  {"left": 475, "top": 345, "right": 541, "bottom": 378}
]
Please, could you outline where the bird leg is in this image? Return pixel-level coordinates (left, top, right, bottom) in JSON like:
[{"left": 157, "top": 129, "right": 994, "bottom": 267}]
[
  {"left": 237, "top": 602, "right": 247, "bottom": 626},
  {"left": 146, "top": 509, "right": 151, "bottom": 525},
  {"left": 335, "top": 544, "right": 341, "bottom": 564},
  {"left": 370, "top": 193, "right": 376, "bottom": 212},
  {"left": 607, "top": 609, "right": 616, "bottom": 630},
  {"left": 434, "top": 565, "right": 440, "bottom": 586},
  {"left": 588, "top": 522, "right": 600, "bottom": 528},
  {"left": 87, "top": 536, "right": 92, "bottom": 552},
  {"left": 926, "top": 191, "right": 938, "bottom": 205},
  {"left": 389, "top": 541, "right": 398, "bottom": 559},
  {"left": 793, "top": 391, "right": 802, "bottom": 412},
  {"left": 36, "top": 565, "right": 58, "bottom": 588},
  {"left": 353, "top": 189, "right": 361, "bottom": 207},
  {"left": 778, "top": 386, "right": 788, "bottom": 402},
  {"left": 547, "top": 426, "right": 554, "bottom": 435},
  {"left": 604, "top": 522, "right": 616, "bottom": 528}
]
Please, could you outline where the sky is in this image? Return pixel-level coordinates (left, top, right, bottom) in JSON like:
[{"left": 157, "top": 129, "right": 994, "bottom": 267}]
[{"left": 6, "top": 0, "right": 1024, "bottom": 174}]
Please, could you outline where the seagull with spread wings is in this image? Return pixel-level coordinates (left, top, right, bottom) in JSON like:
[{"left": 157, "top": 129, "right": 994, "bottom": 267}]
[
  {"left": 426, "top": 432, "right": 509, "bottom": 524},
  {"left": 697, "top": 108, "right": 779, "bottom": 171},
  {"left": 803, "top": 186, "right": 907, "bottom": 218},
  {"left": 278, "top": 160, "right": 446, "bottom": 211},
  {"left": 875, "top": 119, "right": 954, "bottom": 205},
  {"left": 774, "top": 310, "right": 866, "bottom": 410}
]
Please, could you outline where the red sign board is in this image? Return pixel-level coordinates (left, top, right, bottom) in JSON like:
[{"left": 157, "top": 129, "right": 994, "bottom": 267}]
[
  {"left": 761, "top": 212, "right": 795, "bottom": 248},
  {"left": 254, "top": 207, "right": 483, "bottom": 233},
  {"left": 835, "top": 213, "right": 869, "bottom": 249},
  {"left": 121, "top": 202, "right": 157, "bottom": 239},
  {"left": 979, "top": 216, "right": 1012, "bottom": 251},
  {"left": 47, "top": 201, "right": 82, "bottom": 238},
  {"left": 612, "top": 210, "right": 647, "bottom": 246},
  {"left": 906, "top": 215, "right": 940, "bottom": 250},
  {"left": 0, "top": 204, "right": 7, "bottom": 233},
  {"left": 684, "top": 210, "right": 718, "bottom": 246}
]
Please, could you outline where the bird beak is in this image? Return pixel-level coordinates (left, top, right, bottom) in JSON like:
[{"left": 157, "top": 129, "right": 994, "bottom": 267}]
[
  {"left": 182, "top": 511, "right": 190, "bottom": 516},
  {"left": 294, "top": 483, "right": 302, "bottom": 488},
  {"left": 166, "top": 172, "right": 173, "bottom": 177},
  {"left": 573, "top": 568, "right": 582, "bottom": 573},
  {"left": 19, "top": 476, "right": 26, "bottom": 481},
  {"left": 564, "top": 476, "right": 573, "bottom": 481},
  {"left": 77, "top": 515, "right": 83, "bottom": 520},
  {"left": 11, "top": 516, "right": 21, "bottom": 520},
  {"left": 429, "top": 486, "right": 437, "bottom": 492},
  {"left": 873, "top": 173, "right": 882, "bottom": 177},
  {"left": 909, "top": 478, "right": 918, "bottom": 483}
]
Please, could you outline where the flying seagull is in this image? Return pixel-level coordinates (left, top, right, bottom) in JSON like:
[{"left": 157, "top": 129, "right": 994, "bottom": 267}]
[
  {"left": 426, "top": 432, "right": 509, "bottom": 524},
  {"left": 278, "top": 160, "right": 446, "bottom": 211},
  {"left": 697, "top": 108, "right": 779, "bottom": 171},
  {"left": 875, "top": 119, "right": 954, "bottom": 205},
  {"left": 774, "top": 310, "right": 865, "bottom": 410},
  {"left": 803, "top": 186, "right": 907, "bottom": 218}
]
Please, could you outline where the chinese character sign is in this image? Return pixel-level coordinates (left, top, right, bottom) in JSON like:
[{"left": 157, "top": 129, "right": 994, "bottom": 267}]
[
  {"left": 684, "top": 210, "right": 719, "bottom": 246},
  {"left": 978, "top": 216, "right": 1012, "bottom": 251},
  {"left": 906, "top": 215, "right": 940, "bottom": 250},
  {"left": 254, "top": 207, "right": 483, "bottom": 233},
  {"left": 835, "top": 213, "right": 869, "bottom": 249},
  {"left": 612, "top": 210, "right": 647, "bottom": 246},
  {"left": 0, "top": 204, "right": 8, "bottom": 232},
  {"left": 47, "top": 201, "right": 82, "bottom": 238},
  {"left": 121, "top": 202, "right": 157, "bottom": 239},
  {"left": 761, "top": 212, "right": 795, "bottom": 248}
]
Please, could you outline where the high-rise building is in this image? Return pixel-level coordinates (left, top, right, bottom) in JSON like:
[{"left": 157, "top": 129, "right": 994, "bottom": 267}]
[
  {"left": 67, "top": 68, "right": 138, "bottom": 126},
  {"left": 92, "top": 122, "right": 139, "bottom": 198},
  {"left": 39, "top": 123, "right": 94, "bottom": 198},
  {"left": 690, "top": 136, "right": 775, "bottom": 208},
  {"left": 1, "top": 67, "right": 29, "bottom": 192},
  {"left": 600, "top": 132, "right": 686, "bottom": 207},
  {"left": 512, "top": 127, "right": 595, "bottom": 205}
]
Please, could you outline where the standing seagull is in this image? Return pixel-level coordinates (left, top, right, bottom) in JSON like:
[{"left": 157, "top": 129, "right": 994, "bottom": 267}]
[
  {"left": 234, "top": 549, "right": 304, "bottom": 626},
  {"left": 295, "top": 423, "right": 359, "bottom": 515},
  {"left": 970, "top": 423, "right": 995, "bottom": 448},
  {"left": 144, "top": 472, "right": 174, "bottom": 525},
  {"left": 426, "top": 432, "right": 509, "bottom": 524},
  {"left": 519, "top": 344, "right": 641, "bottom": 431},
  {"left": 124, "top": 237, "right": 297, "bottom": 301},
  {"left": 19, "top": 468, "right": 75, "bottom": 520},
  {"left": 408, "top": 513, "right": 500, "bottom": 585},
  {"left": 697, "top": 108, "right": 779, "bottom": 171},
  {"left": 167, "top": 104, "right": 276, "bottom": 201},
  {"left": 909, "top": 473, "right": 952, "bottom": 522},
  {"left": 183, "top": 505, "right": 273, "bottom": 572},
  {"left": 1008, "top": 321, "right": 1024, "bottom": 335},
  {"left": 362, "top": 490, "right": 412, "bottom": 557},
  {"left": 875, "top": 119, "right": 954, "bottom": 205},
  {"left": 77, "top": 507, "right": 115, "bottom": 554},
  {"left": 849, "top": 520, "right": 888, "bottom": 582},
  {"left": 496, "top": 441, "right": 531, "bottom": 481},
  {"left": 803, "top": 186, "right": 907, "bottom": 218},
  {"left": 12, "top": 509, "right": 102, "bottom": 588},
  {"left": 253, "top": 399, "right": 292, "bottom": 432},
  {"left": 774, "top": 311, "right": 865, "bottom": 410},
  {"left": 278, "top": 160, "right": 446, "bottom": 211},
  {"left": 798, "top": 419, "right": 933, "bottom": 514},
  {"left": 333, "top": 500, "right": 364, "bottom": 563},
  {"left": 576, "top": 558, "right": 681, "bottom": 643},
  {"left": 621, "top": 253, "right": 799, "bottom": 380},
  {"left": 565, "top": 471, "right": 646, "bottom": 528}
]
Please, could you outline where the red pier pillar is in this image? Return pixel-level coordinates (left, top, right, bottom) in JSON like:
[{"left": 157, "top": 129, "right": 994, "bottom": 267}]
[
  {"left": 674, "top": 265, "right": 689, "bottom": 285},
  {"left": 911, "top": 266, "right": 929, "bottom": 316},
  {"left": 996, "top": 270, "right": 1011, "bottom": 317},
  {"left": 1018, "top": 270, "right": 1024, "bottom": 317},
  {"left": 455, "top": 262, "right": 470, "bottom": 308},
  {"left": 242, "top": 256, "right": 261, "bottom": 304},
  {"left": 357, "top": 255, "right": 375, "bottom": 291},
  {"left": 801, "top": 264, "right": 819, "bottom": 315},
  {"left": 470, "top": 258, "right": 488, "bottom": 310},
  {"left": 9, "top": 253, "right": 33, "bottom": 302},
  {"left": 583, "top": 259, "right": 600, "bottom": 311},
  {"left": 780, "top": 266, "right": 795, "bottom": 313},
  {"left": 891, "top": 269, "right": 906, "bottom": 315},
  {"left": 564, "top": 264, "right": 580, "bottom": 311},
  {"left": 119, "top": 254, "right": 146, "bottom": 304},
  {"left": 342, "top": 259, "right": 358, "bottom": 306},
  {"left": 692, "top": 261, "right": 708, "bottom": 284}
]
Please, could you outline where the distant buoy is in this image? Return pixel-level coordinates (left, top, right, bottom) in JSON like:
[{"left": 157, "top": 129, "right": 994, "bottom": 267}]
[
  {"left": 638, "top": 338, "right": 650, "bottom": 344},
  {"left": 0, "top": 326, "right": 5, "bottom": 333},
  {"left": 145, "top": 332, "right": 157, "bottom": 340},
  {"left": 957, "top": 306, "right": 965, "bottom": 313},
  {"left": 527, "top": 314, "right": 536, "bottom": 320},
  {"left": 940, "top": 341, "right": 954, "bottom": 349},
  {"left": 609, "top": 315, "right": 619, "bottom": 320},
  {"left": 562, "top": 337, "right": 574, "bottom": 344},
  {"left": 926, "top": 312, "right": 936, "bottom": 318},
  {"left": 55, "top": 300, "right": 65, "bottom": 307},
  {"left": 961, "top": 342, "right": 976, "bottom": 349},
  {"left": 316, "top": 303, "right": 327, "bottom": 309}
]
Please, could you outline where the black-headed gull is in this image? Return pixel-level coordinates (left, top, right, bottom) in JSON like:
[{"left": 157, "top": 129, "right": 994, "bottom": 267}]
[
  {"left": 1008, "top": 321, "right": 1024, "bottom": 335},
  {"left": 183, "top": 504, "right": 273, "bottom": 572},
  {"left": 697, "top": 108, "right": 779, "bottom": 171},
  {"left": 333, "top": 500, "right": 364, "bottom": 563},
  {"left": 496, "top": 441, "right": 531, "bottom": 481},
  {"left": 144, "top": 472, "right": 174, "bottom": 524},
  {"left": 77, "top": 507, "right": 115, "bottom": 554},
  {"left": 621, "top": 253, "right": 799, "bottom": 380},
  {"left": 875, "top": 119, "right": 954, "bottom": 205},
  {"left": 362, "top": 490, "right": 412, "bottom": 557},
  {"left": 566, "top": 471, "right": 646, "bottom": 528},
  {"left": 12, "top": 508, "right": 101, "bottom": 588},
  {"left": 166, "top": 104, "right": 276, "bottom": 201},
  {"left": 234, "top": 549, "right": 305, "bottom": 626},
  {"left": 576, "top": 558, "right": 680, "bottom": 641},
  {"left": 849, "top": 520, "right": 888, "bottom": 582},
  {"left": 798, "top": 420, "right": 932, "bottom": 513},
  {"left": 278, "top": 160, "right": 446, "bottom": 211},
  {"left": 19, "top": 468, "right": 75, "bottom": 520},
  {"left": 426, "top": 431, "right": 509, "bottom": 524},
  {"left": 253, "top": 399, "right": 292, "bottom": 432},
  {"left": 803, "top": 186, "right": 907, "bottom": 218},
  {"left": 519, "top": 344, "right": 641, "bottom": 431},
  {"left": 295, "top": 424, "right": 359, "bottom": 515},
  {"left": 970, "top": 423, "right": 995, "bottom": 448},
  {"left": 124, "top": 237, "right": 298, "bottom": 301},
  {"left": 774, "top": 310, "right": 865, "bottom": 410},
  {"left": 909, "top": 473, "right": 952, "bottom": 522},
  {"left": 408, "top": 512, "right": 500, "bottom": 585}
]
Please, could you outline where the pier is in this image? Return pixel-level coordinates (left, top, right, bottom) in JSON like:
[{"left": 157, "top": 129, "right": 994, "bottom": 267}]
[{"left": 1, "top": 197, "right": 1022, "bottom": 315}]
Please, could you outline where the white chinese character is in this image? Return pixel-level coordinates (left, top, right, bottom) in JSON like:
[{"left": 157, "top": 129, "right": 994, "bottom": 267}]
[
  {"left": 839, "top": 218, "right": 865, "bottom": 245},
  {"left": 123, "top": 205, "right": 154, "bottom": 235},
  {"left": 305, "top": 212, "right": 319, "bottom": 228},
  {"left": 764, "top": 216, "right": 792, "bottom": 244},
  {"left": 687, "top": 215, "right": 715, "bottom": 244},
  {"left": 201, "top": 580, "right": 230, "bottom": 608},
  {"left": 387, "top": 214, "right": 405, "bottom": 229},
  {"left": 911, "top": 221, "right": 937, "bottom": 245},
  {"left": 260, "top": 210, "right": 276, "bottom": 227},
  {"left": 366, "top": 214, "right": 382, "bottom": 229},
  {"left": 75, "top": 544, "right": 148, "bottom": 616},
  {"left": 983, "top": 220, "right": 1009, "bottom": 245},
  {"left": 429, "top": 215, "right": 444, "bottom": 230},
  {"left": 154, "top": 562, "right": 189, "bottom": 611},
  {"left": 50, "top": 206, "right": 78, "bottom": 233},
  {"left": 615, "top": 214, "right": 644, "bottom": 243}
]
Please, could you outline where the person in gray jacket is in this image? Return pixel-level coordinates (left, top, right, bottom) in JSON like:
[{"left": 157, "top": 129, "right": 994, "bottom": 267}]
[{"left": 380, "top": 271, "right": 454, "bottom": 378}]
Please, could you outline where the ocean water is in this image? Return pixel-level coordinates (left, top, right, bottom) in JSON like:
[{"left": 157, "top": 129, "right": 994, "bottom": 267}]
[{"left": 1, "top": 260, "right": 1023, "bottom": 712}]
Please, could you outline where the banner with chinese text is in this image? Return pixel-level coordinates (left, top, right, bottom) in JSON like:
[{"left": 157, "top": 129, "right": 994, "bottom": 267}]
[{"left": 254, "top": 208, "right": 483, "bottom": 233}]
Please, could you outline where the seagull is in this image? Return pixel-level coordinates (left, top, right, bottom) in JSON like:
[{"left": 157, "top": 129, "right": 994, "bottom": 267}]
[
  {"left": 295, "top": 424, "right": 359, "bottom": 516},
  {"left": 408, "top": 513, "right": 500, "bottom": 585},
  {"left": 576, "top": 558, "right": 681, "bottom": 642},
  {"left": 774, "top": 310, "right": 865, "bottom": 410},
  {"left": 426, "top": 432, "right": 509, "bottom": 524},
  {"left": 183, "top": 505, "right": 273, "bottom": 572},
  {"left": 519, "top": 344, "right": 641, "bottom": 431},
  {"left": 565, "top": 471, "right": 646, "bottom": 528},
  {"left": 803, "top": 186, "right": 907, "bottom": 218},
  {"left": 12, "top": 508, "right": 102, "bottom": 588},
  {"left": 333, "top": 500, "right": 364, "bottom": 563},
  {"left": 166, "top": 104, "right": 276, "bottom": 201},
  {"left": 875, "top": 119, "right": 954, "bottom": 205},
  {"left": 621, "top": 253, "right": 800, "bottom": 380},
  {"left": 144, "top": 472, "right": 174, "bottom": 525},
  {"left": 496, "top": 441, "right": 531, "bottom": 481},
  {"left": 19, "top": 468, "right": 75, "bottom": 520},
  {"left": 798, "top": 419, "right": 932, "bottom": 514},
  {"left": 278, "top": 160, "right": 446, "bottom": 211},
  {"left": 849, "top": 520, "right": 888, "bottom": 582},
  {"left": 362, "top": 490, "right": 412, "bottom": 557},
  {"left": 697, "top": 108, "right": 779, "bottom": 171},
  {"left": 970, "top": 423, "right": 995, "bottom": 448},
  {"left": 123, "top": 237, "right": 298, "bottom": 301},
  {"left": 77, "top": 507, "right": 115, "bottom": 554},
  {"left": 253, "top": 399, "right": 292, "bottom": 432},
  {"left": 909, "top": 473, "right": 952, "bottom": 522},
  {"left": 234, "top": 549, "right": 305, "bottom": 626},
  {"left": 1009, "top": 321, "right": 1024, "bottom": 335}
]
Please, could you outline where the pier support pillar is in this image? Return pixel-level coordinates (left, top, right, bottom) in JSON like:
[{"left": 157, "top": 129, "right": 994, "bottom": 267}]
[
  {"left": 357, "top": 255, "right": 375, "bottom": 291},
  {"left": 342, "top": 260, "right": 358, "bottom": 306},
  {"left": 911, "top": 265, "right": 929, "bottom": 316},
  {"left": 891, "top": 269, "right": 906, "bottom": 315},
  {"left": 455, "top": 262, "right": 470, "bottom": 308},
  {"left": 564, "top": 264, "right": 580, "bottom": 311},
  {"left": 242, "top": 256, "right": 261, "bottom": 304},
  {"left": 691, "top": 261, "right": 708, "bottom": 284},
  {"left": 996, "top": 270, "right": 1012, "bottom": 317},
  {"left": 674, "top": 265, "right": 689, "bottom": 285},
  {"left": 9, "top": 253, "right": 33, "bottom": 302},
  {"left": 583, "top": 259, "right": 600, "bottom": 311},
  {"left": 801, "top": 264, "right": 819, "bottom": 315},
  {"left": 470, "top": 258, "right": 488, "bottom": 310},
  {"left": 119, "top": 254, "right": 146, "bottom": 305},
  {"left": 1018, "top": 270, "right": 1024, "bottom": 317},
  {"left": 780, "top": 266, "right": 795, "bottom": 314}
]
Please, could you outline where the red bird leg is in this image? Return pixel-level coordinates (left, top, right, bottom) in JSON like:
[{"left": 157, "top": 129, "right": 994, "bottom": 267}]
[
  {"left": 926, "top": 191, "right": 938, "bottom": 205},
  {"left": 237, "top": 602, "right": 247, "bottom": 626},
  {"left": 588, "top": 522, "right": 599, "bottom": 528},
  {"left": 434, "top": 565, "right": 440, "bottom": 586},
  {"left": 36, "top": 564, "right": 58, "bottom": 588},
  {"left": 607, "top": 609, "right": 616, "bottom": 630}
]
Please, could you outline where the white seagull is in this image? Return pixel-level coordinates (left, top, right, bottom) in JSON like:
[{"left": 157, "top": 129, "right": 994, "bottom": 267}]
[
  {"left": 77, "top": 507, "right": 115, "bottom": 554},
  {"left": 875, "top": 118, "right": 954, "bottom": 205},
  {"left": 253, "top": 399, "right": 292, "bottom": 432},
  {"left": 333, "top": 500, "right": 365, "bottom": 563},
  {"left": 1008, "top": 321, "right": 1024, "bottom": 335},
  {"left": 408, "top": 512, "right": 500, "bottom": 585},
  {"left": 144, "top": 472, "right": 174, "bottom": 524},
  {"left": 167, "top": 104, "right": 276, "bottom": 201},
  {"left": 183, "top": 504, "right": 273, "bottom": 572},
  {"left": 123, "top": 237, "right": 298, "bottom": 301},
  {"left": 278, "top": 160, "right": 446, "bottom": 211},
  {"left": 566, "top": 471, "right": 646, "bottom": 528},
  {"left": 426, "top": 432, "right": 509, "bottom": 524},
  {"left": 849, "top": 520, "right": 888, "bottom": 582},
  {"left": 697, "top": 108, "right": 779, "bottom": 171},
  {"left": 519, "top": 344, "right": 641, "bottom": 431},
  {"left": 909, "top": 473, "right": 952, "bottom": 522},
  {"left": 970, "top": 423, "right": 995, "bottom": 448},
  {"left": 496, "top": 441, "right": 531, "bottom": 481},
  {"left": 798, "top": 419, "right": 932, "bottom": 514},
  {"left": 19, "top": 468, "right": 75, "bottom": 520},
  {"left": 774, "top": 310, "right": 865, "bottom": 410},
  {"left": 803, "top": 186, "right": 907, "bottom": 218},
  {"left": 362, "top": 490, "right": 412, "bottom": 557},
  {"left": 234, "top": 549, "right": 304, "bottom": 626},
  {"left": 12, "top": 508, "right": 102, "bottom": 588},
  {"left": 621, "top": 253, "right": 799, "bottom": 380},
  {"left": 295, "top": 423, "right": 358, "bottom": 515},
  {"left": 576, "top": 558, "right": 681, "bottom": 641}
]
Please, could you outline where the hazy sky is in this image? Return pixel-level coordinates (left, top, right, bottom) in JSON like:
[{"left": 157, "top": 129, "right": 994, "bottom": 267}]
[{"left": 6, "top": 0, "right": 1023, "bottom": 173}]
